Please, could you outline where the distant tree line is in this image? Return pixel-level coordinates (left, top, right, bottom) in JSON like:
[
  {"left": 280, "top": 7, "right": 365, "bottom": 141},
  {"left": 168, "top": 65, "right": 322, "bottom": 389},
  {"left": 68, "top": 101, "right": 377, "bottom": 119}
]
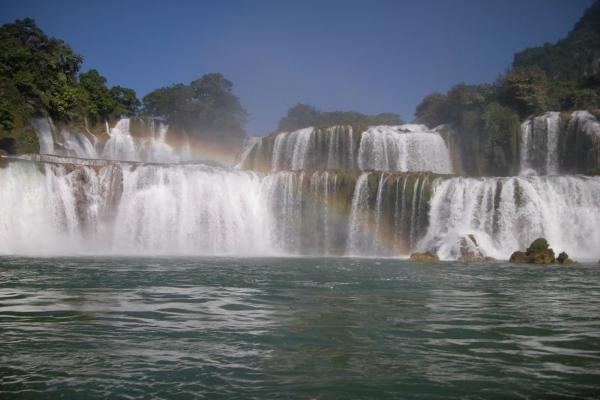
[
  {"left": 142, "top": 73, "right": 247, "bottom": 143},
  {"left": 278, "top": 103, "right": 403, "bottom": 132}
]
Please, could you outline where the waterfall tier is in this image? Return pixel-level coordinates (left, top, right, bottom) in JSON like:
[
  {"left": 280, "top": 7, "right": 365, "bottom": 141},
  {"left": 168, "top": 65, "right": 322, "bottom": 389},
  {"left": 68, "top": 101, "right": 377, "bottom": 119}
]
[
  {"left": 420, "top": 175, "right": 600, "bottom": 261},
  {"left": 520, "top": 111, "right": 600, "bottom": 175},
  {"left": 0, "top": 158, "right": 437, "bottom": 256},
  {"left": 0, "top": 159, "right": 271, "bottom": 255},
  {"left": 240, "top": 125, "right": 453, "bottom": 174},
  {"left": 31, "top": 117, "right": 193, "bottom": 163}
]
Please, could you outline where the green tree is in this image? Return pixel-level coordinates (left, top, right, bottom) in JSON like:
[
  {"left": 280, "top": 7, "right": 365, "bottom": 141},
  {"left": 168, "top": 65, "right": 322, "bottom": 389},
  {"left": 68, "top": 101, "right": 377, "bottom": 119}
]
[
  {"left": 498, "top": 66, "right": 552, "bottom": 118},
  {"left": 143, "top": 73, "right": 247, "bottom": 141},
  {"left": 278, "top": 103, "right": 403, "bottom": 131},
  {"left": 110, "top": 86, "right": 140, "bottom": 116},
  {"left": 0, "top": 18, "right": 83, "bottom": 123}
]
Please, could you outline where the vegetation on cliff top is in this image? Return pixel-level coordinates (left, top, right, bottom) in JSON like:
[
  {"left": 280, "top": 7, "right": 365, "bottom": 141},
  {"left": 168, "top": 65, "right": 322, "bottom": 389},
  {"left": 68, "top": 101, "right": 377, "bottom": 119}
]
[
  {"left": 0, "top": 18, "right": 248, "bottom": 154},
  {"left": 0, "top": 19, "right": 139, "bottom": 129},
  {"left": 278, "top": 103, "right": 403, "bottom": 132},
  {"left": 142, "top": 73, "right": 247, "bottom": 145},
  {"left": 415, "top": 1, "right": 600, "bottom": 176}
]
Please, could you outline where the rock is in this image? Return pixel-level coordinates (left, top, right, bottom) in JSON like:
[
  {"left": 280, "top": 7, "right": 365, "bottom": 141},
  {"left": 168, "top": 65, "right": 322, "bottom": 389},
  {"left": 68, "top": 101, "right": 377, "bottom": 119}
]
[
  {"left": 509, "top": 251, "right": 530, "bottom": 263},
  {"left": 557, "top": 251, "right": 573, "bottom": 264},
  {"left": 510, "top": 237, "right": 556, "bottom": 264},
  {"left": 531, "top": 249, "right": 556, "bottom": 264},
  {"left": 457, "top": 234, "right": 493, "bottom": 262},
  {"left": 526, "top": 238, "right": 550, "bottom": 254},
  {"left": 0, "top": 156, "right": 7, "bottom": 169},
  {"left": 409, "top": 251, "right": 440, "bottom": 262}
]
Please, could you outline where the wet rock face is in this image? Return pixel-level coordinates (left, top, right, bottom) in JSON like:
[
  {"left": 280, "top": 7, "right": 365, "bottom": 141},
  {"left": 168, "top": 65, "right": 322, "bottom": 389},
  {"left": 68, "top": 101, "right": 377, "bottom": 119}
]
[
  {"left": 409, "top": 251, "right": 440, "bottom": 262},
  {"left": 457, "top": 234, "right": 495, "bottom": 262},
  {"left": 509, "top": 251, "right": 530, "bottom": 263},
  {"left": 557, "top": 251, "right": 573, "bottom": 264},
  {"left": 510, "top": 237, "right": 560, "bottom": 264}
]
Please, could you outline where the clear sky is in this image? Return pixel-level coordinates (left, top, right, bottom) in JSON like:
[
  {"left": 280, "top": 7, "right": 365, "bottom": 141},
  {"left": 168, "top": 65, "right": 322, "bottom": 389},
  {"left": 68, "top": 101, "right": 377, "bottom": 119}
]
[{"left": 1, "top": 0, "right": 595, "bottom": 135}]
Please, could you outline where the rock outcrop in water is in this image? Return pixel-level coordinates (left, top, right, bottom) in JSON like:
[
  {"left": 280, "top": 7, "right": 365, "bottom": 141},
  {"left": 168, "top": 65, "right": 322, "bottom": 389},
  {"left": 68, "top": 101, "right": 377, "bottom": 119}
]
[
  {"left": 509, "top": 238, "right": 558, "bottom": 264},
  {"left": 557, "top": 251, "right": 573, "bottom": 264},
  {"left": 409, "top": 251, "right": 439, "bottom": 262}
]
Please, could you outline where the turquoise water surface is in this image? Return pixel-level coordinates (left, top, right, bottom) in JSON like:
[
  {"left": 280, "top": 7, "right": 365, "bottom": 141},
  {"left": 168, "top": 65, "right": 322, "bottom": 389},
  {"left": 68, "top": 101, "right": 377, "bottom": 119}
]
[{"left": 1, "top": 257, "right": 599, "bottom": 399}]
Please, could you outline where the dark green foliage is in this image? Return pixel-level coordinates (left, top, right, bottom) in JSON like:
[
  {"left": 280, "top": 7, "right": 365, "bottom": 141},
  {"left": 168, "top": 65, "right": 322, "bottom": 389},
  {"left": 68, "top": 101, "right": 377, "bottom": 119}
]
[
  {"left": 142, "top": 73, "right": 247, "bottom": 142},
  {"left": 414, "top": 92, "right": 450, "bottom": 128},
  {"left": 527, "top": 238, "right": 550, "bottom": 254},
  {"left": 0, "top": 18, "right": 140, "bottom": 149},
  {"left": 278, "top": 103, "right": 403, "bottom": 131},
  {"left": 415, "top": 2, "right": 600, "bottom": 176},
  {"left": 416, "top": 83, "right": 520, "bottom": 175},
  {"left": 497, "top": 66, "right": 553, "bottom": 118},
  {"left": 513, "top": 2, "right": 600, "bottom": 82},
  {"left": 110, "top": 86, "right": 140, "bottom": 117},
  {"left": 557, "top": 251, "right": 572, "bottom": 264}
]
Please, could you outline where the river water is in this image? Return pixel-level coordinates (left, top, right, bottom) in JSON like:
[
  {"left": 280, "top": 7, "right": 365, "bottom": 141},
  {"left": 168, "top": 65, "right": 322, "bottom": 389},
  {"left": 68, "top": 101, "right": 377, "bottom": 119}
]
[{"left": 1, "top": 257, "right": 599, "bottom": 399}]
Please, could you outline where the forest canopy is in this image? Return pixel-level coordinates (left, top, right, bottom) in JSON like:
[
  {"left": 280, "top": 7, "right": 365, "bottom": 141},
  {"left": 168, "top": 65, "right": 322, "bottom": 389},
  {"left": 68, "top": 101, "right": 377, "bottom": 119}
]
[{"left": 142, "top": 73, "right": 247, "bottom": 142}]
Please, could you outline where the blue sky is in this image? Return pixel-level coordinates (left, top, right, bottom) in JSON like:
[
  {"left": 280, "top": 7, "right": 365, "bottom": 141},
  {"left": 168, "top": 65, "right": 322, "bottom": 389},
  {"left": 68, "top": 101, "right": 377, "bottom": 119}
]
[{"left": 1, "top": 0, "right": 595, "bottom": 135}]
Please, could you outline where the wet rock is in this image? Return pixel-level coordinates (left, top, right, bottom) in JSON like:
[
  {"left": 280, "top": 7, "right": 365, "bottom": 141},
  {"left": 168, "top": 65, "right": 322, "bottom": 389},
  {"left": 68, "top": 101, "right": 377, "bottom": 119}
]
[
  {"left": 509, "top": 251, "right": 530, "bottom": 263},
  {"left": 557, "top": 251, "right": 573, "bottom": 264},
  {"left": 510, "top": 237, "right": 556, "bottom": 264},
  {"left": 531, "top": 249, "right": 556, "bottom": 264},
  {"left": 457, "top": 234, "right": 495, "bottom": 262},
  {"left": 409, "top": 251, "right": 440, "bottom": 262}
]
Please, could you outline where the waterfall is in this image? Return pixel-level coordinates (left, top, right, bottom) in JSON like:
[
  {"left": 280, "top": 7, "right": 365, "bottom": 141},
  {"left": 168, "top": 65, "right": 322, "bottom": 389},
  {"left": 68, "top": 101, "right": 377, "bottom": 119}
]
[
  {"left": 268, "top": 126, "right": 356, "bottom": 171},
  {"left": 520, "top": 111, "right": 600, "bottom": 175},
  {"left": 4, "top": 113, "right": 600, "bottom": 259},
  {"left": 346, "top": 172, "right": 433, "bottom": 256},
  {"left": 102, "top": 119, "right": 138, "bottom": 161},
  {"left": 358, "top": 125, "right": 453, "bottom": 173},
  {"left": 31, "top": 118, "right": 56, "bottom": 154},
  {"left": 420, "top": 175, "right": 600, "bottom": 261},
  {"left": 240, "top": 124, "right": 452, "bottom": 173},
  {"left": 0, "top": 159, "right": 273, "bottom": 256},
  {"left": 346, "top": 173, "right": 372, "bottom": 255},
  {"left": 520, "top": 112, "right": 561, "bottom": 175},
  {"left": 30, "top": 117, "right": 188, "bottom": 163}
]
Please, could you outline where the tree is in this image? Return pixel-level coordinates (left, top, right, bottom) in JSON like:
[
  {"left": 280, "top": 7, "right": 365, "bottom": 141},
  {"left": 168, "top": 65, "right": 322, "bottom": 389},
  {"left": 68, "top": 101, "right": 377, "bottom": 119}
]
[
  {"left": 79, "top": 69, "right": 115, "bottom": 123},
  {"left": 278, "top": 103, "right": 321, "bottom": 131},
  {"left": 415, "top": 92, "right": 449, "bottom": 127},
  {"left": 278, "top": 103, "right": 403, "bottom": 131},
  {"left": 110, "top": 86, "right": 140, "bottom": 116},
  {"left": 0, "top": 18, "right": 140, "bottom": 130},
  {"left": 498, "top": 66, "right": 552, "bottom": 118},
  {"left": 0, "top": 18, "right": 82, "bottom": 123},
  {"left": 143, "top": 73, "right": 247, "bottom": 141}
]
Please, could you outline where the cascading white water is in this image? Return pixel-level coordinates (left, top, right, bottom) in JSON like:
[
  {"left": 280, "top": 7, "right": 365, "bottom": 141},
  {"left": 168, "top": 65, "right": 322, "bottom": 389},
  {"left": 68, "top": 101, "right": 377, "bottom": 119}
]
[
  {"left": 102, "top": 119, "right": 138, "bottom": 161},
  {"left": 269, "top": 126, "right": 356, "bottom": 171},
  {"left": 520, "top": 112, "right": 561, "bottom": 175},
  {"left": 244, "top": 124, "right": 453, "bottom": 173},
  {"left": 31, "top": 117, "right": 189, "bottom": 163},
  {"left": 420, "top": 175, "right": 600, "bottom": 261},
  {"left": 0, "top": 159, "right": 273, "bottom": 256},
  {"left": 346, "top": 173, "right": 373, "bottom": 255},
  {"left": 358, "top": 125, "right": 453, "bottom": 173}
]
